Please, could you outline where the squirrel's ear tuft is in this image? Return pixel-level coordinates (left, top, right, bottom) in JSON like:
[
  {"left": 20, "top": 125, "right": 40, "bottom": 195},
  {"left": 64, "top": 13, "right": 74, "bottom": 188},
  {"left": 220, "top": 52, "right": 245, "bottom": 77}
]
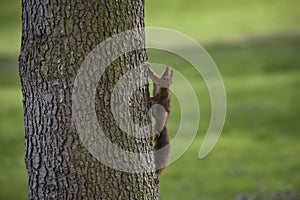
[
  {"left": 162, "top": 66, "right": 169, "bottom": 77},
  {"left": 170, "top": 68, "right": 174, "bottom": 78}
]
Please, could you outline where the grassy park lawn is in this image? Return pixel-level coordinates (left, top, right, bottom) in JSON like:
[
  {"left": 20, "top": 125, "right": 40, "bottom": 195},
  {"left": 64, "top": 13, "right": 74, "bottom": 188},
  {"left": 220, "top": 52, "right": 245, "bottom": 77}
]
[
  {"left": 148, "top": 35, "right": 300, "bottom": 199},
  {"left": 1, "top": 0, "right": 300, "bottom": 199}
]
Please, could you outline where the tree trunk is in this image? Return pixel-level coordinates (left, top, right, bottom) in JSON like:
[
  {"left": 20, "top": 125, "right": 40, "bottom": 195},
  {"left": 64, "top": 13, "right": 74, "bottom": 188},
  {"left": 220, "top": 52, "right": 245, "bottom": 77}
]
[{"left": 19, "top": 0, "right": 158, "bottom": 199}]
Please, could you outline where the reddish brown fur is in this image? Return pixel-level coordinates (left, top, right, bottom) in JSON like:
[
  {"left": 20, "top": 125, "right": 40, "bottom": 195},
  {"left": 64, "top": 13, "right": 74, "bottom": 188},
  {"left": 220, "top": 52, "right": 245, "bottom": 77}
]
[{"left": 146, "top": 62, "right": 173, "bottom": 176}]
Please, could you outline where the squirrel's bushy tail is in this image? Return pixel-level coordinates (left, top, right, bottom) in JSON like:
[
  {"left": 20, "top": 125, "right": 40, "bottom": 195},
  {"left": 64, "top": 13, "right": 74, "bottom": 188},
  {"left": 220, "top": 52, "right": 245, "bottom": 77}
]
[{"left": 154, "top": 127, "right": 170, "bottom": 176}]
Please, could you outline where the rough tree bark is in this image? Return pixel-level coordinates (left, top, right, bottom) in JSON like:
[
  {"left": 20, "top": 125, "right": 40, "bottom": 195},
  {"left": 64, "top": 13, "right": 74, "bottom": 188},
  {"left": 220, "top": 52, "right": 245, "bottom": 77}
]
[{"left": 19, "top": 0, "right": 158, "bottom": 199}]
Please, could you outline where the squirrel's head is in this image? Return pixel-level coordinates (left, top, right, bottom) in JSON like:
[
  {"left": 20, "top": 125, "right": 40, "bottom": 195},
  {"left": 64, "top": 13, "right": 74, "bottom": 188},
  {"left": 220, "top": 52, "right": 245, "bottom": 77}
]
[
  {"left": 159, "top": 66, "right": 173, "bottom": 88},
  {"left": 146, "top": 62, "right": 174, "bottom": 88}
]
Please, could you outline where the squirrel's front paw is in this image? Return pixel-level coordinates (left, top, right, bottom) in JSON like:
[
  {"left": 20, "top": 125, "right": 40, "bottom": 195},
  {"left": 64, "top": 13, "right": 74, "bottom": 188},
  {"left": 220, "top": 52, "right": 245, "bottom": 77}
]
[
  {"left": 155, "top": 131, "right": 161, "bottom": 138},
  {"left": 148, "top": 96, "right": 154, "bottom": 104}
]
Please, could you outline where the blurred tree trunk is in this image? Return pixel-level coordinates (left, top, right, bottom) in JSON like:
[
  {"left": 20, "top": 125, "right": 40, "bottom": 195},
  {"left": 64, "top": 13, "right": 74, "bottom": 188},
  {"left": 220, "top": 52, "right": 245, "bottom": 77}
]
[{"left": 19, "top": 0, "right": 158, "bottom": 199}]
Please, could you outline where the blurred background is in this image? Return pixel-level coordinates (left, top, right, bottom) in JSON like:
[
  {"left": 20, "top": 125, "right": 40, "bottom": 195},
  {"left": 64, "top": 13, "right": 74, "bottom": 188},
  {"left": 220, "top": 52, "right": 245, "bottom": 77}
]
[{"left": 0, "top": 0, "right": 300, "bottom": 199}]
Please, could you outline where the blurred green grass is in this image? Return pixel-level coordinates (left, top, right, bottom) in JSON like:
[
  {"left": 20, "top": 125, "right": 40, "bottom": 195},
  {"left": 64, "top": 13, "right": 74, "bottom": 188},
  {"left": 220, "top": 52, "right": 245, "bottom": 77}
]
[
  {"left": 146, "top": 0, "right": 300, "bottom": 43},
  {"left": 148, "top": 36, "right": 300, "bottom": 199},
  {"left": 1, "top": 0, "right": 300, "bottom": 199}
]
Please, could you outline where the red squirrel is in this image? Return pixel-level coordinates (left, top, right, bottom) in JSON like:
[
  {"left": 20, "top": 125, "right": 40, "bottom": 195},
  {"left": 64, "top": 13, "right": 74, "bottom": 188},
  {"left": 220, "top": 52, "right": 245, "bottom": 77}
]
[{"left": 146, "top": 62, "right": 173, "bottom": 176}]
